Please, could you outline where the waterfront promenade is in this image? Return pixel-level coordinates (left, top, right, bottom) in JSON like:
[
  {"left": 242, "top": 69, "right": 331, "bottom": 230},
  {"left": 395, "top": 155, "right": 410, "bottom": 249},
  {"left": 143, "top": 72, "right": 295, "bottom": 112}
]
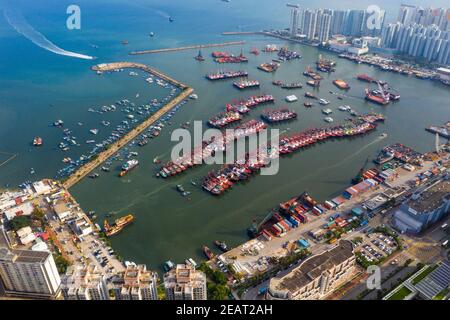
[
  {"left": 129, "top": 41, "right": 245, "bottom": 55},
  {"left": 63, "top": 62, "right": 193, "bottom": 189}
]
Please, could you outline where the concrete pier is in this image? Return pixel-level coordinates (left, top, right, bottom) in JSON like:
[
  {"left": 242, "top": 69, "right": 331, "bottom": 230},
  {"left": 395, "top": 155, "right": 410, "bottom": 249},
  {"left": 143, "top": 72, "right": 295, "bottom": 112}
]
[
  {"left": 129, "top": 41, "right": 245, "bottom": 55},
  {"left": 63, "top": 62, "right": 193, "bottom": 189}
]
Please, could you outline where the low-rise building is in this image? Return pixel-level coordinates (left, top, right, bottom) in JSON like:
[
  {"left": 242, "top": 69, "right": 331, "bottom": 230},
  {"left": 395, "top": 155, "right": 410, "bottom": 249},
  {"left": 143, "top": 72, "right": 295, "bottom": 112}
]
[
  {"left": 2, "top": 201, "right": 34, "bottom": 221},
  {"left": 16, "top": 226, "right": 36, "bottom": 245},
  {"left": 69, "top": 215, "right": 93, "bottom": 238},
  {"left": 52, "top": 200, "right": 73, "bottom": 221},
  {"left": 164, "top": 264, "right": 207, "bottom": 300},
  {"left": 266, "top": 240, "right": 356, "bottom": 300}
]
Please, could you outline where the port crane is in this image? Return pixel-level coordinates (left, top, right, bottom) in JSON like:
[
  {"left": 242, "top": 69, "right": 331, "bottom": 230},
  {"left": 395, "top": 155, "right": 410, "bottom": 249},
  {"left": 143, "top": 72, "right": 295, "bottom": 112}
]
[
  {"left": 352, "top": 156, "right": 369, "bottom": 184},
  {"left": 377, "top": 81, "right": 389, "bottom": 102}
]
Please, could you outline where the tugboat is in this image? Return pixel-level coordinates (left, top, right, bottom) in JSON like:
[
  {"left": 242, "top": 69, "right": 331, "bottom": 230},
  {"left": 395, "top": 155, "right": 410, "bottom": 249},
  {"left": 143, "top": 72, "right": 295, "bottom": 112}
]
[
  {"left": 153, "top": 157, "right": 162, "bottom": 164},
  {"left": 119, "top": 159, "right": 139, "bottom": 177},
  {"left": 194, "top": 50, "right": 205, "bottom": 61},
  {"left": 33, "top": 137, "right": 43, "bottom": 146},
  {"left": 202, "top": 245, "right": 215, "bottom": 260},
  {"left": 104, "top": 214, "right": 134, "bottom": 237},
  {"left": 250, "top": 48, "right": 260, "bottom": 55},
  {"left": 214, "top": 240, "right": 228, "bottom": 252}
]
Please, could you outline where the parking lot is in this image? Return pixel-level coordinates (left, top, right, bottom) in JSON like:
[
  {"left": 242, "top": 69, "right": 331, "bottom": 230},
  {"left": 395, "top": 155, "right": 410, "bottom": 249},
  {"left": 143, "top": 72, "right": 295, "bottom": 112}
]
[{"left": 355, "top": 232, "right": 399, "bottom": 264}]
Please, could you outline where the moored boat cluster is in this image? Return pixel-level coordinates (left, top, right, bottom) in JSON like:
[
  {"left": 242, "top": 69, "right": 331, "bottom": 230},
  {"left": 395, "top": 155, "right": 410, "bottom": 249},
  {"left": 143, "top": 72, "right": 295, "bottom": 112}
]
[{"left": 201, "top": 118, "right": 379, "bottom": 195}]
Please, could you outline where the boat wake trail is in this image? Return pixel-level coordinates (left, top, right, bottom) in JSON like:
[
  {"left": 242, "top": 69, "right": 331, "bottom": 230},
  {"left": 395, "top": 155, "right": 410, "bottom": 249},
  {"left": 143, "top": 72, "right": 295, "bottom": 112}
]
[
  {"left": 150, "top": 8, "right": 170, "bottom": 19},
  {"left": 3, "top": 7, "right": 94, "bottom": 60},
  {"left": 318, "top": 135, "right": 386, "bottom": 172}
]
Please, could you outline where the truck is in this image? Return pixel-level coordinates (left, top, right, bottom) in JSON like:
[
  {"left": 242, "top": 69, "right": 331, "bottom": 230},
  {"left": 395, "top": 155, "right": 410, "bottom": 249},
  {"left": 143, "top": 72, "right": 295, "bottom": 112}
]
[
  {"left": 298, "top": 239, "right": 310, "bottom": 248},
  {"left": 258, "top": 286, "right": 268, "bottom": 295},
  {"left": 330, "top": 213, "right": 340, "bottom": 221}
]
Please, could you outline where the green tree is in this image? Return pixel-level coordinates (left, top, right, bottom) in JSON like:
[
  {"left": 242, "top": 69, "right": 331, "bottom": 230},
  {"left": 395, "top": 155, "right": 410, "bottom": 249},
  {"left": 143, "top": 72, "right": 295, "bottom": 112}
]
[
  {"left": 32, "top": 207, "right": 46, "bottom": 224},
  {"left": 212, "top": 270, "right": 227, "bottom": 285},
  {"left": 10, "top": 216, "right": 31, "bottom": 231},
  {"left": 208, "top": 284, "right": 230, "bottom": 300},
  {"left": 53, "top": 255, "right": 70, "bottom": 273}
]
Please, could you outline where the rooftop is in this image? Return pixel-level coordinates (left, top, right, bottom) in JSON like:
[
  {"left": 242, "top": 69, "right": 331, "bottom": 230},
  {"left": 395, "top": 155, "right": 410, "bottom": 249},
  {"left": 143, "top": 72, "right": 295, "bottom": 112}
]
[
  {"left": 0, "top": 227, "right": 49, "bottom": 263},
  {"left": 415, "top": 261, "right": 450, "bottom": 300},
  {"left": 269, "top": 240, "right": 354, "bottom": 294},
  {"left": 407, "top": 179, "right": 450, "bottom": 213}
]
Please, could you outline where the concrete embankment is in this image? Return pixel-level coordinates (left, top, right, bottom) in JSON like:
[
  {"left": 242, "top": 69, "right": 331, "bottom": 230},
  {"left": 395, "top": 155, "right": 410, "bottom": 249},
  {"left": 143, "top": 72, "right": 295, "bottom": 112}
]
[{"left": 129, "top": 41, "right": 245, "bottom": 55}]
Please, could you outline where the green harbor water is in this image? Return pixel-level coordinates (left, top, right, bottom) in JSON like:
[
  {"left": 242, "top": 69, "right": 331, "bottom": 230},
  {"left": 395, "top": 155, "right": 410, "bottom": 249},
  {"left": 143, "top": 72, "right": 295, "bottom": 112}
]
[{"left": 69, "top": 38, "right": 449, "bottom": 270}]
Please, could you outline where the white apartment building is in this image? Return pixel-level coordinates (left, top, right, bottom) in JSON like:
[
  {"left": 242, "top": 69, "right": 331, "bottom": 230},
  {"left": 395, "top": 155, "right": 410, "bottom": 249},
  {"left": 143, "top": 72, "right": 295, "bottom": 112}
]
[
  {"left": 164, "top": 264, "right": 207, "bottom": 300},
  {"left": 267, "top": 240, "right": 356, "bottom": 300},
  {"left": 114, "top": 264, "right": 158, "bottom": 300},
  {"left": 0, "top": 226, "right": 61, "bottom": 299},
  {"left": 61, "top": 264, "right": 109, "bottom": 300}
]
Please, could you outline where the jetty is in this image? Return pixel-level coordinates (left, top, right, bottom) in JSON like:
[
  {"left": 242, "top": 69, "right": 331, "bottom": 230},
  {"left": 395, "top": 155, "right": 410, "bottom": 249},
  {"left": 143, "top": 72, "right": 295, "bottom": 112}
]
[
  {"left": 62, "top": 62, "right": 193, "bottom": 189},
  {"left": 129, "top": 41, "right": 245, "bottom": 55}
]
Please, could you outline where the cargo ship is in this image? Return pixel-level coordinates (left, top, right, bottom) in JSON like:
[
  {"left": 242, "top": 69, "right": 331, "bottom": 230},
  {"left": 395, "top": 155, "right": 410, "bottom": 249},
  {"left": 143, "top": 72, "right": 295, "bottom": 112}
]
[
  {"left": 250, "top": 48, "right": 260, "bottom": 55},
  {"left": 374, "top": 150, "right": 394, "bottom": 164},
  {"left": 277, "top": 47, "right": 301, "bottom": 60},
  {"left": 203, "top": 245, "right": 215, "bottom": 260},
  {"left": 305, "top": 92, "right": 316, "bottom": 99},
  {"left": 213, "top": 51, "right": 248, "bottom": 63},
  {"left": 208, "top": 111, "right": 242, "bottom": 128},
  {"left": 257, "top": 62, "right": 280, "bottom": 73},
  {"left": 306, "top": 79, "right": 320, "bottom": 87},
  {"left": 281, "top": 82, "right": 303, "bottom": 89},
  {"left": 226, "top": 94, "right": 274, "bottom": 114},
  {"left": 119, "top": 159, "right": 139, "bottom": 177},
  {"left": 104, "top": 214, "right": 134, "bottom": 237},
  {"left": 206, "top": 70, "right": 248, "bottom": 80},
  {"left": 261, "top": 108, "right": 297, "bottom": 123},
  {"left": 202, "top": 119, "right": 378, "bottom": 195},
  {"left": 303, "top": 65, "right": 323, "bottom": 80},
  {"left": 214, "top": 240, "right": 228, "bottom": 252},
  {"left": 194, "top": 50, "right": 205, "bottom": 61},
  {"left": 263, "top": 44, "right": 278, "bottom": 52},
  {"left": 158, "top": 120, "right": 267, "bottom": 178},
  {"left": 365, "top": 88, "right": 389, "bottom": 105},
  {"left": 33, "top": 137, "right": 43, "bottom": 146},
  {"left": 316, "top": 55, "right": 336, "bottom": 72},
  {"left": 272, "top": 81, "right": 303, "bottom": 89},
  {"left": 359, "top": 113, "right": 385, "bottom": 124},
  {"left": 333, "top": 79, "right": 351, "bottom": 90},
  {"left": 356, "top": 74, "right": 374, "bottom": 83},
  {"left": 233, "top": 79, "right": 260, "bottom": 90},
  {"left": 375, "top": 143, "right": 423, "bottom": 165}
]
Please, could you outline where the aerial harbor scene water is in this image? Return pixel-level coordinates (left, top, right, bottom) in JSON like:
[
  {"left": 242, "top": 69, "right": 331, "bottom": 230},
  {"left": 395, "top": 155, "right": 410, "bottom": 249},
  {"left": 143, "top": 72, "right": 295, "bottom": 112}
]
[{"left": 0, "top": 0, "right": 449, "bottom": 302}]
